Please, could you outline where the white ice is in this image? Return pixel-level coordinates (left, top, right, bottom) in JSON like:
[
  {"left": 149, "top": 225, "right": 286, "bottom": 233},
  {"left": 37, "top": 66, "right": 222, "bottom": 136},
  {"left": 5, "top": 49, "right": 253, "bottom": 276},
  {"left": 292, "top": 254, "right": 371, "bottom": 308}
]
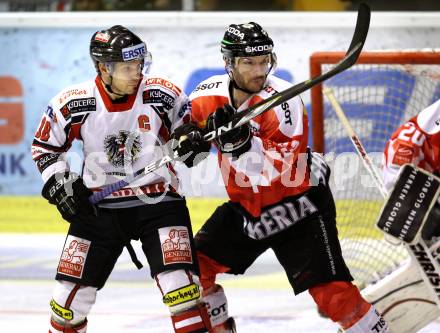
[{"left": 0, "top": 234, "right": 439, "bottom": 333}]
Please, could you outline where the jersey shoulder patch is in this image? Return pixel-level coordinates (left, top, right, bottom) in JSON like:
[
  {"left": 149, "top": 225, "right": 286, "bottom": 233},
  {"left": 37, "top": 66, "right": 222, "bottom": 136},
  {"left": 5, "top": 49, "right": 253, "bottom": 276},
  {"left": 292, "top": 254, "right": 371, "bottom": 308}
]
[
  {"left": 55, "top": 80, "right": 96, "bottom": 107},
  {"left": 142, "top": 75, "right": 183, "bottom": 111},
  {"left": 54, "top": 81, "right": 97, "bottom": 121},
  {"left": 144, "top": 74, "right": 182, "bottom": 98},
  {"left": 189, "top": 74, "right": 229, "bottom": 99}
]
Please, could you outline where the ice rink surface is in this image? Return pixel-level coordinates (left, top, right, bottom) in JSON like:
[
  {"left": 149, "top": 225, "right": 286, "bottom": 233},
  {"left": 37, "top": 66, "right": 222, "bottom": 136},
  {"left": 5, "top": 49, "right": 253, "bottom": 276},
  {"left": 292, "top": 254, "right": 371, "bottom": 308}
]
[{"left": 1, "top": 234, "right": 440, "bottom": 333}]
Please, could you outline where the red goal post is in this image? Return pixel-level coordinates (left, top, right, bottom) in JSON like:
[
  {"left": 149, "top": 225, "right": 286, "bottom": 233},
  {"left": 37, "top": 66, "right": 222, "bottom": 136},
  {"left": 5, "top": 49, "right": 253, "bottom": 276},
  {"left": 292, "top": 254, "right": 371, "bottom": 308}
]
[
  {"left": 308, "top": 50, "right": 440, "bottom": 287},
  {"left": 310, "top": 50, "right": 440, "bottom": 153}
]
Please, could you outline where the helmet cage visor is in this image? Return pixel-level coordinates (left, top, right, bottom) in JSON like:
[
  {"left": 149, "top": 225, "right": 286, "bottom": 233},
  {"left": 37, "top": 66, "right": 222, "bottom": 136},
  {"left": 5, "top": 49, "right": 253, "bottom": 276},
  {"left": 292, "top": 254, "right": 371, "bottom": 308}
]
[
  {"left": 225, "top": 52, "right": 277, "bottom": 77},
  {"left": 103, "top": 55, "right": 152, "bottom": 81},
  {"left": 91, "top": 42, "right": 152, "bottom": 75}
]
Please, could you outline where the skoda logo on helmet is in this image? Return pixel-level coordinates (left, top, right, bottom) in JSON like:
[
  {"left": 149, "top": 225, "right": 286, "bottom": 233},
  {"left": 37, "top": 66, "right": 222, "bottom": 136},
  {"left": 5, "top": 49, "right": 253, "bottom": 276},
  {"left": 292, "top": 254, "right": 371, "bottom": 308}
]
[
  {"left": 245, "top": 45, "right": 273, "bottom": 54},
  {"left": 227, "top": 27, "right": 245, "bottom": 40}
]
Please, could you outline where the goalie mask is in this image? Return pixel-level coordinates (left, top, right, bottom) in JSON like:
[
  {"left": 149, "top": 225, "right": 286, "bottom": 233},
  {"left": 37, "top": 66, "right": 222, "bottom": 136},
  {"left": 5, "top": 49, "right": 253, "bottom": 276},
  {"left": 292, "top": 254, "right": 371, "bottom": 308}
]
[
  {"left": 221, "top": 22, "right": 277, "bottom": 92},
  {"left": 90, "top": 25, "right": 152, "bottom": 94}
]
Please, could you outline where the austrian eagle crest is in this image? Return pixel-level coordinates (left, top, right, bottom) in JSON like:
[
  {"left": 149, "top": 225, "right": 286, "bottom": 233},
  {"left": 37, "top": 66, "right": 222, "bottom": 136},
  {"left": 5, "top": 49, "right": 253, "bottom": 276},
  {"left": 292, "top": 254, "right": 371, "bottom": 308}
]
[{"left": 104, "top": 130, "right": 142, "bottom": 167}]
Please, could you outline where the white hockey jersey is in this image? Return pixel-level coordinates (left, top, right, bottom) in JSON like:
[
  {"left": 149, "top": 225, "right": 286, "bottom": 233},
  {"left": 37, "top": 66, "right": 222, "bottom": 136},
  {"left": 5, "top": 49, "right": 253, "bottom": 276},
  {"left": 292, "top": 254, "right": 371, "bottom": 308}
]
[{"left": 32, "top": 74, "right": 191, "bottom": 205}]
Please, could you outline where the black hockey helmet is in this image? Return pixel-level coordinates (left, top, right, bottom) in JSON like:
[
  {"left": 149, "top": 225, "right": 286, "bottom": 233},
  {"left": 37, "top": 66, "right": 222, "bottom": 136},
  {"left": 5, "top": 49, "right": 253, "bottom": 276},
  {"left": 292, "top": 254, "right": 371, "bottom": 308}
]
[
  {"left": 90, "top": 25, "right": 152, "bottom": 74},
  {"left": 221, "top": 22, "right": 274, "bottom": 58}
]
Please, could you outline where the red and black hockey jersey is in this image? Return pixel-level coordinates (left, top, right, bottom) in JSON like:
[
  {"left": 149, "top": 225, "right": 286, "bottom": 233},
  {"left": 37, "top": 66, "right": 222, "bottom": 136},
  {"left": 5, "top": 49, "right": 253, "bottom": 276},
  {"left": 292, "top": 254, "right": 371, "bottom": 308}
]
[{"left": 190, "top": 74, "right": 310, "bottom": 218}]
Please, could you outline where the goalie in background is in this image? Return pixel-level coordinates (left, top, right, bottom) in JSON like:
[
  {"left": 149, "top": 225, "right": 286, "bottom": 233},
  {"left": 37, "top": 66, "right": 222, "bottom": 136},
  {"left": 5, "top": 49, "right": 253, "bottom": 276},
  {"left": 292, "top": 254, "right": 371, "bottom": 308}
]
[
  {"left": 31, "top": 25, "right": 213, "bottom": 333},
  {"left": 171, "top": 21, "right": 389, "bottom": 333},
  {"left": 383, "top": 98, "right": 440, "bottom": 239},
  {"left": 361, "top": 97, "right": 440, "bottom": 333}
]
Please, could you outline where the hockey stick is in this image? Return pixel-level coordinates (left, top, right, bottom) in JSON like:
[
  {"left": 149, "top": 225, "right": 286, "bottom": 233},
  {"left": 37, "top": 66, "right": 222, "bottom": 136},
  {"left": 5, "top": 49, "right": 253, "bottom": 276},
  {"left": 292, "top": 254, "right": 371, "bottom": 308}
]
[
  {"left": 323, "top": 87, "right": 440, "bottom": 311},
  {"left": 89, "top": 3, "right": 370, "bottom": 204}
]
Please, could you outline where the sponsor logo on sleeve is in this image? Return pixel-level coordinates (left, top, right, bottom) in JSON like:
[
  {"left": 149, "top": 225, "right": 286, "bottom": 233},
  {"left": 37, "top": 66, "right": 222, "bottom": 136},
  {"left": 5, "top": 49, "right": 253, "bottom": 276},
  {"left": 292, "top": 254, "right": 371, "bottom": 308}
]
[
  {"left": 178, "top": 101, "right": 191, "bottom": 118},
  {"left": 145, "top": 78, "right": 182, "bottom": 96},
  {"left": 58, "top": 89, "right": 88, "bottom": 104},
  {"left": 45, "top": 105, "right": 54, "bottom": 119},
  {"left": 159, "top": 226, "right": 193, "bottom": 265},
  {"left": 194, "top": 81, "right": 222, "bottom": 92},
  {"left": 142, "top": 89, "right": 175, "bottom": 110},
  {"left": 57, "top": 236, "right": 91, "bottom": 279},
  {"left": 264, "top": 86, "right": 278, "bottom": 95},
  {"left": 59, "top": 98, "right": 96, "bottom": 120},
  {"left": 36, "top": 153, "right": 60, "bottom": 173}
]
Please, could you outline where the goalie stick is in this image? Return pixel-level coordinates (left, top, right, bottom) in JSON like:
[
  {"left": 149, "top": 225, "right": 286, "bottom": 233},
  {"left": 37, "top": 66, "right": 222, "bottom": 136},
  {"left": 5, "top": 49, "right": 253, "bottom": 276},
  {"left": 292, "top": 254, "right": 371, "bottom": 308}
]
[
  {"left": 323, "top": 88, "right": 440, "bottom": 332},
  {"left": 89, "top": 3, "right": 370, "bottom": 204}
]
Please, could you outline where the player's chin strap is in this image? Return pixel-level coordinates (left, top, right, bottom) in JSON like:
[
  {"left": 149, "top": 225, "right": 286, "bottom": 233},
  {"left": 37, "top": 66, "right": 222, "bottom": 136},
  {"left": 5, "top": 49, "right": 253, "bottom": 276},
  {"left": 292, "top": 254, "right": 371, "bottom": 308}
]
[{"left": 103, "top": 76, "right": 127, "bottom": 98}]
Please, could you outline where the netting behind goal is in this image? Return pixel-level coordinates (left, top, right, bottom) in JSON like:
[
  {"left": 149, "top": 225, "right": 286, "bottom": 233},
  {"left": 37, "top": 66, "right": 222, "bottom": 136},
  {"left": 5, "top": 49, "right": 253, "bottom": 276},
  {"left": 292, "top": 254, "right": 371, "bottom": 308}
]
[{"left": 310, "top": 50, "right": 440, "bottom": 287}]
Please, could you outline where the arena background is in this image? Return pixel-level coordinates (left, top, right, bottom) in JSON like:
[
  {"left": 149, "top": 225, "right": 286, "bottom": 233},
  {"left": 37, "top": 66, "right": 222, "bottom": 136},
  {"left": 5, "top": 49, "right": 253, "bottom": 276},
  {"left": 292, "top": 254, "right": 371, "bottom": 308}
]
[
  {"left": 1, "top": 10, "right": 439, "bottom": 229},
  {"left": 1, "top": 5, "right": 440, "bottom": 332}
]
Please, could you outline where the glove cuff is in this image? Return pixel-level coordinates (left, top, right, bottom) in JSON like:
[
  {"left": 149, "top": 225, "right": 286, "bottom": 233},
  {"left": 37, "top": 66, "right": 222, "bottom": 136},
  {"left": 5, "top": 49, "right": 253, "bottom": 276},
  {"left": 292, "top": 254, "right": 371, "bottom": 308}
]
[{"left": 41, "top": 172, "right": 78, "bottom": 203}]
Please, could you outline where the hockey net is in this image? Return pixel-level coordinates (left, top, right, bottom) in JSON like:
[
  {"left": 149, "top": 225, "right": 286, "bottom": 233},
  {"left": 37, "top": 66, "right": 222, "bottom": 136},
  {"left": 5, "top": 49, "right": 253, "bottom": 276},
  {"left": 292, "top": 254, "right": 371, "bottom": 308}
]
[{"left": 310, "top": 50, "right": 440, "bottom": 287}]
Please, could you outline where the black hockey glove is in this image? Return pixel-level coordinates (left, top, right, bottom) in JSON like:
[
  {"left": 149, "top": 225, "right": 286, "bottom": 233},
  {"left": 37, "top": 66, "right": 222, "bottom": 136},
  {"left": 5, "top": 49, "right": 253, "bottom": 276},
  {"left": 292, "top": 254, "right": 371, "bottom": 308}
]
[
  {"left": 42, "top": 172, "right": 97, "bottom": 224},
  {"left": 171, "top": 123, "right": 211, "bottom": 168},
  {"left": 307, "top": 148, "right": 331, "bottom": 187},
  {"left": 206, "top": 104, "right": 252, "bottom": 157}
]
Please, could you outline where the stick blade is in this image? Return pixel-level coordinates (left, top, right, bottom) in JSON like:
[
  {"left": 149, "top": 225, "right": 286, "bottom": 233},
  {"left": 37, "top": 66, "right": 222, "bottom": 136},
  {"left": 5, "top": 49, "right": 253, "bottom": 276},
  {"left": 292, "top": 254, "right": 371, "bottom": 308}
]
[{"left": 347, "top": 3, "right": 371, "bottom": 58}]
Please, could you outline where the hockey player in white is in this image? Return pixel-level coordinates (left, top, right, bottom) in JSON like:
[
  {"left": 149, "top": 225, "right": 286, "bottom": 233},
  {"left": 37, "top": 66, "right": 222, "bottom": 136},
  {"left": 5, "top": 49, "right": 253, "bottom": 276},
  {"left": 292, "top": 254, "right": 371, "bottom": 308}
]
[
  {"left": 171, "top": 22, "right": 389, "bottom": 333},
  {"left": 31, "top": 25, "right": 212, "bottom": 333}
]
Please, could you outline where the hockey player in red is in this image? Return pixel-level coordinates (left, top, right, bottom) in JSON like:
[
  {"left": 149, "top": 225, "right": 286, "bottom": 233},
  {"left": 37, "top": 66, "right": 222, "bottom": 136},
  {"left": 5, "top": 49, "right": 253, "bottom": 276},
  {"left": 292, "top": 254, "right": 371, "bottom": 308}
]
[
  {"left": 383, "top": 98, "right": 440, "bottom": 238},
  {"left": 383, "top": 99, "right": 440, "bottom": 189},
  {"left": 172, "top": 22, "right": 389, "bottom": 333},
  {"left": 31, "top": 25, "right": 212, "bottom": 333}
]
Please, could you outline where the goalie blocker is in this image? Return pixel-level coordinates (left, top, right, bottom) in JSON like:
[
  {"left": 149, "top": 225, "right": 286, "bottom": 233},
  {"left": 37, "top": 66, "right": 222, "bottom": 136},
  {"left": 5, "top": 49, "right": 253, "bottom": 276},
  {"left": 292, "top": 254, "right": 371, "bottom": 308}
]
[{"left": 376, "top": 164, "right": 440, "bottom": 244}]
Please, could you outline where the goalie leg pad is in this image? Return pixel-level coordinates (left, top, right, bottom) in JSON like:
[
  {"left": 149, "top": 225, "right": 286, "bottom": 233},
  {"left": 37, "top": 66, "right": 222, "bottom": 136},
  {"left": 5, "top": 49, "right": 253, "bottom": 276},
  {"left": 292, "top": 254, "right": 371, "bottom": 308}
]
[
  {"left": 49, "top": 280, "right": 96, "bottom": 329},
  {"left": 309, "top": 281, "right": 384, "bottom": 330},
  {"left": 362, "top": 243, "right": 440, "bottom": 333}
]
